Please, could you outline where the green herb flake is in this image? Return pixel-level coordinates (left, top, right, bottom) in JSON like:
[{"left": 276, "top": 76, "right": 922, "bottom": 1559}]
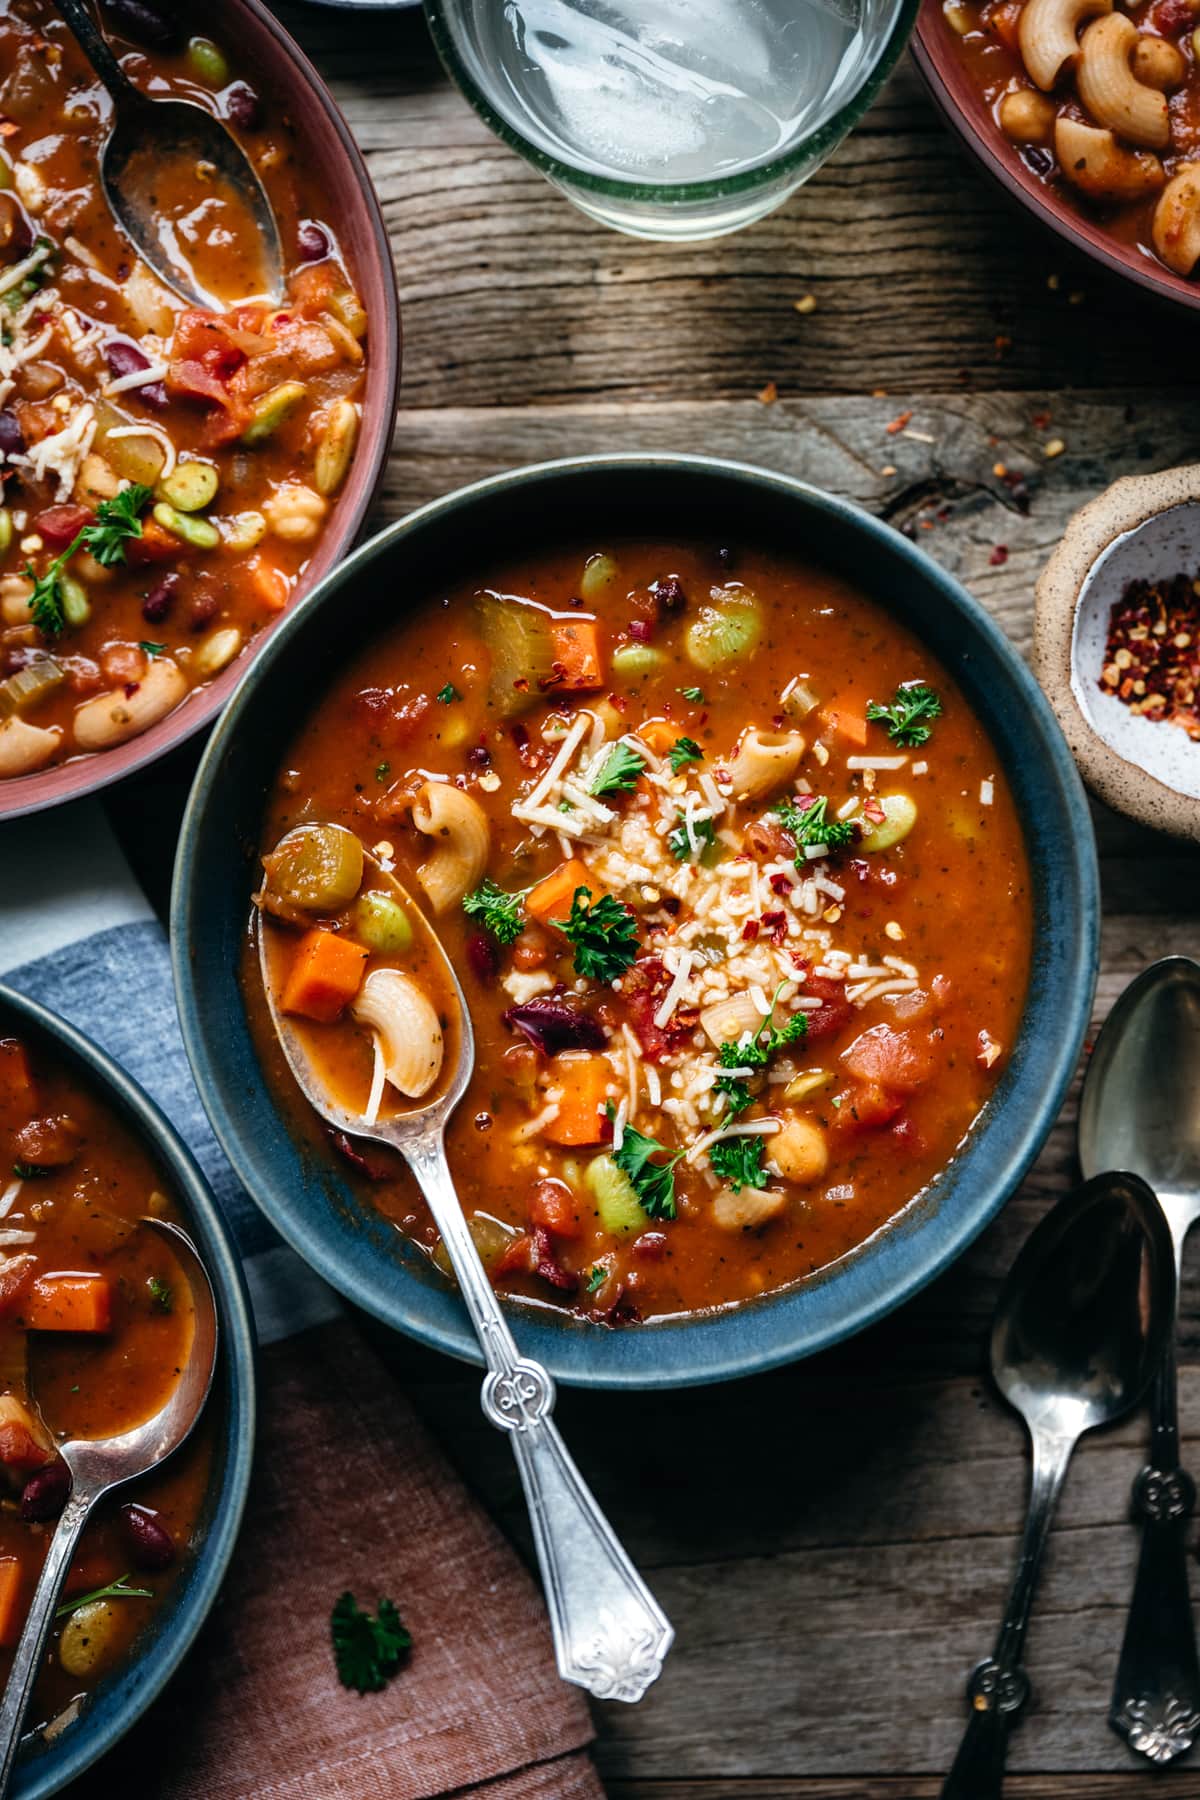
[
  {"left": 866, "top": 682, "right": 943, "bottom": 748},
  {"left": 554, "top": 887, "right": 639, "bottom": 984},
  {"left": 331, "top": 1591, "right": 411, "bottom": 1694},
  {"left": 462, "top": 878, "right": 526, "bottom": 947},
  {"left": 774, "top": 795, "right": 856, "bottom": 854},
  {"left": 714, "top": 1072, "right": 755, "bottom": 1119},
  {"left": 708, "top": 1135, "right": 766, "bottom": 1192},
  {"left": 436, "top": 682, "right": 461, "bottom": 704},
  {"left": 374, "top": 761, "right": 391, "bottom": 782},
  {"left": 148, "top": 1275, "right": 172, "bottom": 1314},
  {"left": 589, "top": 741, "right": 645, "bottom": 798},
  {"left": 57, "top": 1574, "right": 154, "bottom": 1619},
  {"left": 586, "top": 1265, "right": 606, "bottom": 1294},
  {"left": 668, "top": 735, "right": 703, "bottom": 774},
  {"left": 678, "top": 686, "right": 704, "bottom": 703},
  {"left": 11, "top": 1162, "right": 48, "bottom": 1180},
  {"left": 139, "top": 641, "right": 165, "bottom": 658},
  {"left": 668, "top": 815, "right": 716, "bottom": 861}
]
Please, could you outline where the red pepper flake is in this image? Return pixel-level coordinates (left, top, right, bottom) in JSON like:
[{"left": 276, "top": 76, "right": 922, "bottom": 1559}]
[
  {"left": 989, "top": 545, "right": 1009, "bottom": 566},
  {"left": 769, "top": 871, "right": 793, "bottom": 895},
  {"left": 1099, "top": 571, "right": 1200, "bottom": 741},
  {"left": 885, "top": 410, "right": 912, "bottom": 435},
  {"left": 864, "top": 797, "right": 887, "bottom": 825},
  {"left": 757, "top": 380, "right": 778, "bottom": 405},
  {"left": 760, "top": 910, "right": 788, "bottom": 945},
  {"left": 123, "top": 681, "right": 141, "bottom": 699},
  {"left": 1031, "top": 410, "right": 1052, "bottom": 430},
  {"left": 741, "top": 919, "right": 760, "bottom": 941}
]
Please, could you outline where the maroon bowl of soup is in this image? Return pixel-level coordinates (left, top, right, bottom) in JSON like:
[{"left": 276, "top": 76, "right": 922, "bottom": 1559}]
[
  {"left": 913, "top": 0, "right": 1200, "bottom": 313},
  {"left": 0, "top": 0, "right": 400, "bottom": 819}
]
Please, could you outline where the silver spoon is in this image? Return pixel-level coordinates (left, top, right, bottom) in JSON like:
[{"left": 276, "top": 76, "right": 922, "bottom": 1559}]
[
  {"left": 942, "top": 1170, "right": 1175, "bottom": 1800},
  {"left": 1079, "top": 955, "right": 1200, "bottom": 1764},
  {"left": 0, "top": 1218, "right": 218, "bottom": 1795},
  {"left": 55, "top": 0, "right": 284, "bottom": 307},
  {"left": 257, "top": 865, "right": 673, "bottom": 1704}
]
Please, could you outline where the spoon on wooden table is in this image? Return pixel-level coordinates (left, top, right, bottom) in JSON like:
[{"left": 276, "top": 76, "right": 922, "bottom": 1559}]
[
  {"left": 0, "top": 1219, "right": 217, "bottom": 1798},
  {"left": 257, "top": 858, "right": 673, "bottom": 1704},
  {"left": 54, "top": 0, "right": 284, "bottom": 307},
  {"left": 942, "top": 1171, "right": 1175, "bottom": 1800},
  {"left": 1079, "top": 956, "right": 1200, "bottom": 1764}
]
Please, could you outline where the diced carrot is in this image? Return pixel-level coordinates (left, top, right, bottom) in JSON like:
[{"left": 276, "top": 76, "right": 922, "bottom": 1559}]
[
  {"left": 542, "top": 1055, "right": 611, "bottom": 1146},
  {"left": 548, "top": 620, "right": 604, "bottom": 692},
  {"left": 636, "top": 719, "right": 677, "bottom": 757},
  {"left": 0, "top": 1559, "right": 24, "bottom": 1649},
  {"left": 249, "top": 555, "right": 290, "bottom": 612},
  {"left": 23, "top": 1273, "right": 113, "bottom": 1334},
  {"left": 127, "top": 518, "right": 184, "bottom": 566},
  {"left": 526, "top": 858, "right": 602, "bottom": 928},
  {"left": 280, "top": 928, "right": 368, "bottom": 1023},
  {"left": 823, "top": 707, "right": 868, "bottom": 747},
  {"left": 0, "top": 1039, "right": 36, "bottom": 1129}
]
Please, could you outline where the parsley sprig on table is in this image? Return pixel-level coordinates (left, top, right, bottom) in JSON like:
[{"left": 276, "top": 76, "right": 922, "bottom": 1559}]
[
  {"left": 462, "top": 879, "right": 526, "bottom": 946},
  {"left": 611, "top": 1117, "right": 685, "bottom": 1221},
  {"left": 57, "top": 1575, "right": 153, "bottom": 1619},
  {"left": 589, "top": 741, "right": 645, "bottom": 797},
  {"left": 667, "top": 735, "right": 703, "bottom": 774},
  {"left": 331, "top": 1591, "right": 411, "bottom": 1694},
  {"left": 866, "top": 682, "right": 943, "bottom": 747},
  {"left": 26, "top": 485, "right": 153, "bottom": 637},
  {"left": 555, "top": 887, "right": 639, "bottom": 983},
  {"left": 708, "top": 1135, "right": 766, "bottom": 1192},
  {"left": 774, "top": 795, "right": 856, "bottom": 854}
]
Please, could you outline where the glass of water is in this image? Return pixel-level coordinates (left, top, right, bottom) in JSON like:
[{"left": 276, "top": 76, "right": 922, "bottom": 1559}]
[{"left": 423, "top": 0, "right": 916, "bottom": 240}]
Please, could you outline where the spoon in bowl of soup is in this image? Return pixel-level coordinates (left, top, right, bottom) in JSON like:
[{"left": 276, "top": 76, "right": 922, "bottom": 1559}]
[{"left": 255, "top": 820, "right": 673, "bottom": 1703}]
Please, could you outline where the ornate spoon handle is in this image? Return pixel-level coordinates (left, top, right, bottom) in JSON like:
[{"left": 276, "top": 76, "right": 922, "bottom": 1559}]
[
  {"left": 1110, "top": 1344, "right": 1200, "bottom": 1764},
  {"left": 942, "top": 1429, "right": 1072, "bottom": 1800},
  {"left": 405, "top": 1134, "right": 673, "bottom": 1703}
]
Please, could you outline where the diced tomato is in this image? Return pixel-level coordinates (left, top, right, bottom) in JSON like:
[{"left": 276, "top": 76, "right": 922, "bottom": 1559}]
[
  {"left": 0, "top": 1257, "right": 37, "bottom": 1322},
  {"left": 833, "top": 1081, "right": 905, "bottom": 1133},
  {"left": 884, "top": 987, "right": 932, "bottom": 1023},
  {"left": 289, "top": 261, "right": 340, "bottom": 317},
  {"left": 0, "top": 1040, "right": 36, "bottom": 1130},
  {"left": 33, "top": 504, "right": 93, "bottom": 550},
  {"left": 890, "top": 1115, "right": 928, "bottom": 1154},
  {"left": 170, "top": 309, "right": 247, "bottom": 378},
  {"left": 622, "top": 958, "right": 699, "bottom": 1061},
  {"left": 841, "top": 1024, "right": 935, "bottom": 1093},
  {"left": 528, "top": 1178, "right": 583, "bottom": 1239},
  {"left": 12, "top": 1114, "right": 80, "bottom": 1169},
  {"left": 801, "top": 975, "right": 856, "bottom": 1041},
  {"left": 0, "top": 1397, "right": 51, "bottom": 1475},
  {"left": 166, "top": 358, "right": 238, "bottom": 411},
  {"left": 493, "top": 1232, "right": 536, "bottom": 1278}
]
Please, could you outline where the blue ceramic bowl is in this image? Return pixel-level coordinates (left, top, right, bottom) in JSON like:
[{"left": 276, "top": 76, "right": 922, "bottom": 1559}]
[
  {"left": 0, "top": 984, "right": 255, "bottom": 1797},
  {"left": 173, "top": 455, "right": 1099, "bottom": 1389}
]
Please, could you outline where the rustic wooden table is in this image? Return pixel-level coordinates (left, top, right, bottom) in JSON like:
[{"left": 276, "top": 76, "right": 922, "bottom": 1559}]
[{"left": 105, "top": 5, "right": 1200, "bottom": 1795}]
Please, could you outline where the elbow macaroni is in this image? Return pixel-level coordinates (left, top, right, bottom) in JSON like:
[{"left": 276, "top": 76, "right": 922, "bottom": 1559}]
[
  {"left": 411, "top": 780, "right": 490, "bottom": 913},
  {"left": 1018, "top": 0, "right": 1111, "bottom": 91},
  {"left": 1153, "top": 164, "right": 1200, "bottom": 273},
  {"left": 1055, "top": 115, "right": 1165, "bottom": 200},
  {"left": 1076, "top": 15, "right": 1169, "bottom": 151},
  {"left": 724, "top": 728, "right": 807, "bottom": 802},
  {"left": 352, "top": 968, "right": 444, "bottom": 1099}
]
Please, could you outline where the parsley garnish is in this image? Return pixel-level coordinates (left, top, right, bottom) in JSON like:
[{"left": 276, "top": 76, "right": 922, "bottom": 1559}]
[
  {"left": 436, "top": 682, "right": 460, "bottom": 703},
  {"left": 668, "top": 735, "right": 703, "bottom": 774},
  {"left": 139, "top": 641, "right": 164, "bottom": 657},
  {"left": 713, "top": 989, "right": 808, "bottom": 1119},
  {"left": 554, "top": 887, "right": 639, "bottom": 983},
  {"left": 331, "top": 1591, "right": 411, "bottom": 1694},
  {"left": 25, "top": 485, "right": 153, "bottom": 637},
  {"left": 714, "top": 1071, "right": 755, "bottom": 1118},
  {"left": 589, "top": 742, "right": 645, "bottom": 797},
  {"left": 775, "top": 795, "right": 856, "bottom": 853},
  {"left": 57, "top": 1574, "right": 153, "bottom": 1619},
  {"left": 374, "top": 761, "right": 391, "bottom": 781},
  {"left": 462, "top": 879, "right": 526, "bottom": 946},
  {"left": 612, "top": 1118, "right": 685, "bottom": 1221},
  {"left": 668, "top": 815, "right": 716, "bottom": 861},
  {"left": 11, "top": 1162, "right": 47, "bottom": 1179},
  {"left": 558, "top": 798, "right": 574, "bottom": 812},
  {"left": 866, "top": 682, "right": 943, "bottom": 747},
  {"left": 678, "top": 685, "right": 704, "bottom": 702},
  {"left": 708, "top": 1135, "right": 766, "bottom": 1192},
  {"left": 586, "top": 1265, "right": 606, "bottom": 1293},
  {"left": 147, "top": 1275, "right": 172, "bottom": 1313}
]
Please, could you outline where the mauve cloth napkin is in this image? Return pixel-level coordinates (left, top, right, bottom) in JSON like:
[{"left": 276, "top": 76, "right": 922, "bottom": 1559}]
[{"left": 0, "top": 800, "right": 602, "bottom": 1800}]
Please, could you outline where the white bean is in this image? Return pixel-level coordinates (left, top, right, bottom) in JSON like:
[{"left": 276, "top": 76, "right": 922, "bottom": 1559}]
[
  {"left": 0, "top": 715, "right": 63, "bottom": 777},
  {"left": 73, "top": 657, "right": 187, "bottom": 750},
  {"left": 59, "top": 1600, "right": 120, "bottom": 1678},
  {"left": 0, "top": 575, "right": 34, "bottom": 625},
  {"left": 193, "top": 626, "right": 242, "bottom": 679}
]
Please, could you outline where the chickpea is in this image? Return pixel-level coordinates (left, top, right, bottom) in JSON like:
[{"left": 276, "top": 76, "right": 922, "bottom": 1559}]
[
  {"left": 713, "top": 1187, "right": 787, "bottom": 1231},
  {"left": 770, "top": 1116, "right": 829, "bottom": 1187},
  {"left": 263, "top": 482, "right": 328, "bottom": 543},
  {"left": 1133, "top": 35, "right": 1186, "bottom": 90},
  {"left": 0, "top": 575, "right": 34, "bottom": 626},
  {"left": 998, "top": 88, "right": 1057, "bottom": 145}
]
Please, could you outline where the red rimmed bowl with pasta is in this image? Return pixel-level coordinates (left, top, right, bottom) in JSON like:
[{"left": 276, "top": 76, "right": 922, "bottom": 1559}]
[
  {"left": 174, "top": 456, "right": 1097, "bottom": 1388},
  {"left": 914, "top": 0, "right": 1200, "bottom": 309},
  {"left": 0, "top": 0, "right": 399, "bottom": 818}
]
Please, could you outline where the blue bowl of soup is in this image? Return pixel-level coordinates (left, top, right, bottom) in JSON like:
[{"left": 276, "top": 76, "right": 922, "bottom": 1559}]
[
  {"left": 0, "top": 983, "right": 255, "bottom": 1797},
  {"left": 173, "top": 454, "right": 1098, "bottom": 1388}
]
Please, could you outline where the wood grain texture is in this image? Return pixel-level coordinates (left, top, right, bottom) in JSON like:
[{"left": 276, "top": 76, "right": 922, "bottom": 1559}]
[{"left": 108, "top": 7, "right": 1200, "bottom": 1796}]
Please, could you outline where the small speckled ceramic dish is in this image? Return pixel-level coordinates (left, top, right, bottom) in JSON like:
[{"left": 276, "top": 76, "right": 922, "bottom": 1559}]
[
  {"left": 174, "top": 454, "right": 1099, "bottom": 1390},
  {"left": 0, "top": 983, "right": 255, "bottom": 1800},
  {"left": 1034, "top": 466, "right": 1200, "bottom": 844}
]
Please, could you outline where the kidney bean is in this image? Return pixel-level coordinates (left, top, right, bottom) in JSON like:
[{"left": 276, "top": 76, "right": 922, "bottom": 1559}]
[
  {"left": 104, "top": 338, "right": 167, "bottom": 410},
  {"left": 296, "top": 220, "right": 329, "bottom": 264},
  {"left": 633, "top": 1231, "right": 668, "bottom": 1262},
  {"left": 0, "top": 409, "right": 26, "bottom": 458},
  {"left": 140, "top": 573, "right": 180, "bottom": 624},
  {"left": 465, "top": 931, "right": 499, "bottom": 983},
  {"left": 187, "top": 591, "right": 219, "bottom": 632},
  {"left": 119, "top": 1502, "right": 177, "bottom": 1571},
  {"left": 652, "top": 574, "right": 686, "bottom": 612},
  {"left": 34, "top": 504, "right": 94, "bottom": 550},
  {"left": 225, "top": 83, "right": 261, "bottom": 131},
  {"left": 103, "top": 0, "right": 177, "bottom": 47},
  {"left": 20, "top": 1458, "right": 71, "bottom": 1523}
]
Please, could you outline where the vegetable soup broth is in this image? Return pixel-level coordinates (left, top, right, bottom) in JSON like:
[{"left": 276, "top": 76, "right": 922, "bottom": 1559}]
[
  {"left": 250, "top": 541, "right": 1033, "bottom": 1322},
  {"left": 0, "top": 1033, "right": 210, "bottom": 1725},
  {"left": 0, "top": 1, "right": 369, "bottom": 781}
]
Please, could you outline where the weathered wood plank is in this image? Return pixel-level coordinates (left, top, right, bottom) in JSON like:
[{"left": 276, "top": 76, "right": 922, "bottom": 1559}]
[
  {"left": 276, "top": 6, "right": 1200, "bottom": 404},
  {"left": 604, "top": 1782, "right": 1200, "bottom": 1797}
]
